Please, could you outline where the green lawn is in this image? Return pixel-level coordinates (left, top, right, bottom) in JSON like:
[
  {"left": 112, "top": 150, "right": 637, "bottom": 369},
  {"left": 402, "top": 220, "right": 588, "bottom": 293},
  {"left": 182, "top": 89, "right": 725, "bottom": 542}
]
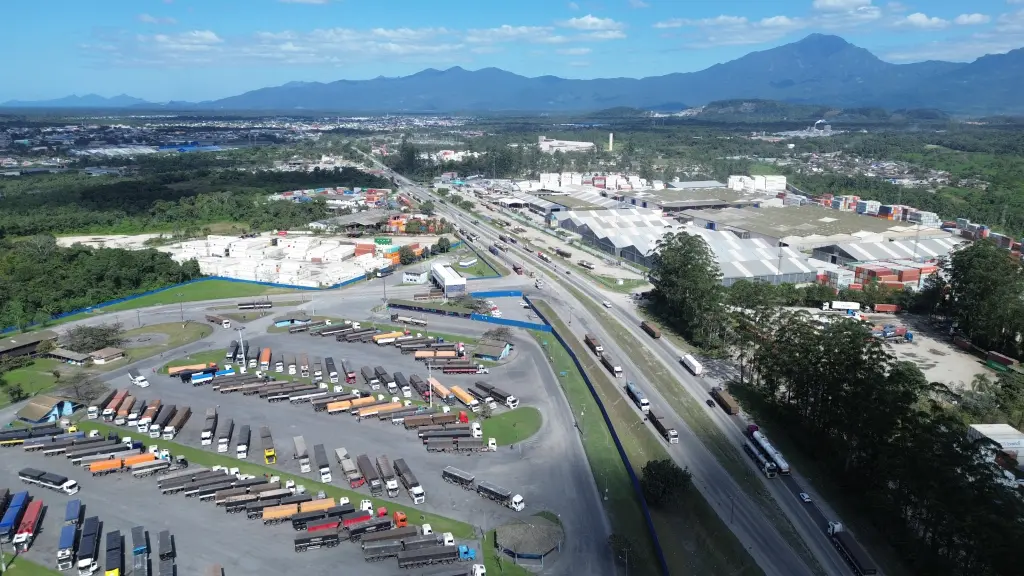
[
  {"left": 0, "top": 554, "right": 62, "bottom": 576},
  {"left": 533, "top": 510, "right": 563, "bottom": 527},
  {"left": 96, "top": 322, "right": 214, "bottom": 372},
  {"left": 482, "top": 530, "right": 533, "bottom": 576},
  {"left": 530, "top": 302, "right": 663, "bottom": 576},
  {"left": 592, "top": 275, "right": 649, "bottom": 294},
  {"left": 534, "top": 300, "right": 765, "bottom": 576},
  {"left": 480, "top": 406, "right": 542, "bottom": 446},
  {"left": 454, "top": 254, "right": 500, "bottom": 278},
  {"left": 102, "top": 280, "right": 298, "bottom": 312},
  {"left": 266, "top": 316, "right": 344, "bottom": 334},
  {"left": 160, "top": 349, "right": 226, "bottom": 374},
  {"left": 563, "top": 284, "right": 819, "bottom": 574},
  {"left": 77, "top": 420, "right": 475, "bottom": 539},
  {"left": 1, "top": 358, "right": 77, "bottom": 407}
]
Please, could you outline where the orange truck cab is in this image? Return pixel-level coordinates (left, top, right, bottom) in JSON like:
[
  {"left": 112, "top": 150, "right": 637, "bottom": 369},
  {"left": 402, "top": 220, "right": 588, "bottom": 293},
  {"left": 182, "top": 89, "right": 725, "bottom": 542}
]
[
  {"left": 393, "top": 511, "right": 408, "bottom": 527},
  {"left": 458, "top": 411, "right": 469, "bottom": 424}
]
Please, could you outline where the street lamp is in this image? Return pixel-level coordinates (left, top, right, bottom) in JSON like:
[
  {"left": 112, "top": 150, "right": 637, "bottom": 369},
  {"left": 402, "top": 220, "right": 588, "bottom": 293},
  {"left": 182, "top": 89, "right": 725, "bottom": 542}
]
[
  {"left": 236, "top": 326, "right": 247, "bottom": 370},
  {"left": 176, "top": 292, "right": 184, "bottom": 323}
]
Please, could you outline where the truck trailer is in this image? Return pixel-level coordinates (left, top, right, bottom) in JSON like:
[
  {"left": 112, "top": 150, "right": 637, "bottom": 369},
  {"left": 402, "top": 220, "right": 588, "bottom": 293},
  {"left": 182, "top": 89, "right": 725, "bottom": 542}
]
[
  {"left": 396, "top": 545, "right": 477, "bottom": 569},
  {"left": 476, "top": 481, "right": 525, "bottom": 511},
  {"left": 649, "top": 409, "right": 679, "bottom": 444},
  {"left": 216, "top": 419, "right": 234, "bottom": 453},
  {"left": 236, "top": 425, "right": 250, "bottom": 459},
  {"left": 77, "top": 516, "right": 100, "bottom": 575},
  {"left": 200, "top": 408, "right": 218, "bottom": 446},
  {"left": 394, "top": 458, "right": 425, "bottom": 504},
  {"left": 357, "top": 454, "right": 382, "bottom": 496},
  {"left": 260, "top": 426, "right": 276, "bottom": 464},
  {"left": 313, "top": 444, "right": 331, "bottom": 483},
  {"left": 18, "top": 468, "right": 80, "bottom": 495},
  {"left": 441, "top": 466, "right": 475, "bottom": 490},
  {"left": 292, "top": 436, "right": 311, "bottom": 473},
  {"left": 57, "top": 523, "right": 78, "bottom": 570}
]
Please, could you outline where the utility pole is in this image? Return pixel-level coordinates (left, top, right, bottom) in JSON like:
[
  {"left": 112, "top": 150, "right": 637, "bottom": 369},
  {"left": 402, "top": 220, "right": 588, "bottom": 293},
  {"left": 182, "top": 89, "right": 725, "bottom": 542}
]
[{"left": 176, "top": 292, "right": 184, "bottom": 323}]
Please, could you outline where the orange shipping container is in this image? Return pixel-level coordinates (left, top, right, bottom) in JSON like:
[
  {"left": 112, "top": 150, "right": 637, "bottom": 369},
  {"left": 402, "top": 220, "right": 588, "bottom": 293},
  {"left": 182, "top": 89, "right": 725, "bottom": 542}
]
[
  {"left": 123, "top": 453, "right": 156, "bottom": 467},
  {"left": 414, "top": 350, "right": 436, "bottom": 359},
  {"left": 300, "top": 498, "right": 336, "bottom": 513},
  {"left": 89, "top": 459, "right": 123, "bottom": 473},
  {"left": 327, "top": 400, "right": 353, "bottom": 413},
  {"left": 434, "top": 351, "right": 457, "bottom": 359},
  {"left": 349, "top": 396, "right": 378, "bottom": 409}
]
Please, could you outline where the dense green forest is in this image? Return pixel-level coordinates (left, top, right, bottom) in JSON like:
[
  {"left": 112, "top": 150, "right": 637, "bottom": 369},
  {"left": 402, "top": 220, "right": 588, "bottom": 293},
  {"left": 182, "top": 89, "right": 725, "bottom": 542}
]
[
  {"left": 649, "top": 236, "right": 1024, "bottom": 576},
  {"left": 0, "top": 236, "right": 201, "bottom": 329},
  {"left": 0, "top": 158, "right": 391, "bottom": 236}
]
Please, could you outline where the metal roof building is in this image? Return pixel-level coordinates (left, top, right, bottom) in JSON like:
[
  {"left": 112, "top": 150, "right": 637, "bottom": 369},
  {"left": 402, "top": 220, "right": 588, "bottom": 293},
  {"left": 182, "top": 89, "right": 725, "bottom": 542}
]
[
  {"left": 430, "top": 263, "right": 467, "bottom": 296},
  {"left": 811, "top": 238, "right": 965, "bottom": 266},
  {"left": 556, "top": 209, "right": 681, "bottom": 267},
  {"left": 683, "top": 227, "right": 819, "bottom": 286}
]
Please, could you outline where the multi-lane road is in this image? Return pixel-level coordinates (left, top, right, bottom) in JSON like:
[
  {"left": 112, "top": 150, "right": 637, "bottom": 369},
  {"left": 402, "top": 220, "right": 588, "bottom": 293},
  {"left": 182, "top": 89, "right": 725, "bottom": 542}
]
[{"left": 386, "top": 167, "right": 880, "bottom": 576}]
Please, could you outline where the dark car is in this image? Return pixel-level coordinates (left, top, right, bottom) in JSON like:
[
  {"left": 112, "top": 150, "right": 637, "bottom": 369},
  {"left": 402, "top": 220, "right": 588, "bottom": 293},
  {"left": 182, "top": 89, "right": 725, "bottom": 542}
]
[{"left": 705, "top": 399, "right": 715, "bottom": 408}]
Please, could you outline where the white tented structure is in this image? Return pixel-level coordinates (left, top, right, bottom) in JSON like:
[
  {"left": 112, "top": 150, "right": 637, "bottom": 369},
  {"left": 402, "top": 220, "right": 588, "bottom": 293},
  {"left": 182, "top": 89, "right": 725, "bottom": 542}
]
[{"left": 430, "top": 263, "right": 467, "bottom": 296}]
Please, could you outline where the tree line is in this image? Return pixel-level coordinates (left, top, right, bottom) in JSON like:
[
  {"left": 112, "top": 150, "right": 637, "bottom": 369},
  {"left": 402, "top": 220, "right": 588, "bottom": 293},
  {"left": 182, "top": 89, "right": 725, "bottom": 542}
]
[
  {"left": 648, "top": 234, "right": 1024, "bottom": 576},
  {"left": 0, "top": 236, "right": 201, "bottom": 330}
]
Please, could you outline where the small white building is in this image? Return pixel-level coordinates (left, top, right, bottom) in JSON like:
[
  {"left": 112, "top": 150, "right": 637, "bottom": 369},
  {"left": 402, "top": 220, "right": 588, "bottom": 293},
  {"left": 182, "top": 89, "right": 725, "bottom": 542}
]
[
  {"left": 403, "top": 269, "right": 429, "bottom": 285},
  {"left": 430, "top": 263, "right": 467, "bottom": 296}
]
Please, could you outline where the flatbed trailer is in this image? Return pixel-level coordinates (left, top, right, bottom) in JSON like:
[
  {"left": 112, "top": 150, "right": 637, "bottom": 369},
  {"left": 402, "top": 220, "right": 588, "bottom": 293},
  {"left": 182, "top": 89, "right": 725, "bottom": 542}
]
[{"left": 294, "top": 532, "right": 340, "bottom": 553}]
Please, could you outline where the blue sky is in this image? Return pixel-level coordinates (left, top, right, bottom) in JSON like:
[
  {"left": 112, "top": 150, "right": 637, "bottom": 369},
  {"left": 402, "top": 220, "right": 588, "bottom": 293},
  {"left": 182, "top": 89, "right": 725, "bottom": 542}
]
[{"left": 6, "top": 0, "right": 1024, "bottom": 102}]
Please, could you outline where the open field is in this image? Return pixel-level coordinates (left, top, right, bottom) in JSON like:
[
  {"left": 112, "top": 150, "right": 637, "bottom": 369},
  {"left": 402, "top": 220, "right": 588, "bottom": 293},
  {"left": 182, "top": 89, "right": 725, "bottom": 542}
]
[
  {"left": 0, "top": 554, "right": 60, "bottom": 576},
  {"left": 481, "top": 406, "right": 542, "bottom": 446},
  {"left": 105, "top": 322, "right": 214, "bottom": 369},
  {"left": 77, "top": 420, "right": 476, "bottom": 539},
  {"left": 1, "top": 357, "right": 73, "bottom": 407},
  {"left": 535, "top": 300, "right": 764, "bottom": 576},
  {"left": 103, "top": 280, "right": 300, "bottom": 312},
  {"left": 567, "top": 284, "right": 816, "bottom": 572},
  {"left": 530, "top": 301, "right": 661, "bottom": 576}
]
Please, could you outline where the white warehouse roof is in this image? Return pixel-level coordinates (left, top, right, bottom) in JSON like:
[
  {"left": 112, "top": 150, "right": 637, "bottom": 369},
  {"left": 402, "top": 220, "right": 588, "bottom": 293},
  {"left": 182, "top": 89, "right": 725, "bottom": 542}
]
[
  {"left": 834, "top": 238, "right": 964, "bottom": 262},
  {"left": 430, "top": 263, "right": 466, "bottom": 289}
]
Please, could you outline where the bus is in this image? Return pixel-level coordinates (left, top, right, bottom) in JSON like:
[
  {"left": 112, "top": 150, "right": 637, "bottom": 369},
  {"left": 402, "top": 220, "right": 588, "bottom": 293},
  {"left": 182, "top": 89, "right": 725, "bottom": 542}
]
[{"left": 237, "top": 300, "right": 273, "bottom": 310}]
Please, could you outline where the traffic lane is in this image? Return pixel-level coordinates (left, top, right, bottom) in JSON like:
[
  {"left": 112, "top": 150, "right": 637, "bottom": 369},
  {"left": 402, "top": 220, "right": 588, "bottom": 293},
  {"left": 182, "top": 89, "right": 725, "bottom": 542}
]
[
  {"left": 0, "top": 446, "right": 399, "bottom": 576},
  {"left": 538, "top": 291, "right": 813, "bottom": 576},
  {"left": 99, "top": 330, "right": 611, "bottom": 574},
  {"left": 782, "top": 476, "right": 832, "bottom": 534}
]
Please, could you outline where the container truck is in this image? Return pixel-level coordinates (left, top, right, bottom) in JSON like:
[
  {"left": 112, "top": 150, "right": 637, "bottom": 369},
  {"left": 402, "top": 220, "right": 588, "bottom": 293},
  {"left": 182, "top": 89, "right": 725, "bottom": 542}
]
[
  {"left": 130, "top": 526, "right": 148, "bottom": 576},
  {"left": 342, "top": 360, "right": 357, "bottom": 384},
  {"left": 828, "top": 522, "right": 877, "bottom": 575},
  {"left": 357, "top": 454, "right": 383, "bottom": 496},
  {"left": 236, "top": 425, "right": 250, "bottom": 459},
  {"left": 601, "top": 355, "right": 623, "bottom": 378},
  {"left": 649, "top": 409, "right": 678, "bottom": 444},
  {"left": 150, "top": 405, "right": 175, "bottom": 438},
  {"left": 375, "top": 455, "right": 400, "bottom": 498},
  {"left": 335, "top": 448, "right": 364, "bottom": 488},
  {"left": 393, "top": 458, "right": 425, "bottom": 504},
  {"left": 625, "top": 381, "right": 650, "bottom": 414},
  {"left": 273, "top": 353, "right": 284, "bottom": 373},
  {"left": 0, "top": 491, "right": 28, "bottom": 542},
  {"left": 822, "top": 301, "right": 861, "bottom": 312},
  {"left": 475, "top": 382, "right": 519, "bottom": 409},
  {"left": 298, "top": 354, "right": 308, "bottom": 377},
  {"left": 64, "top": 499, "right": 82, "bottom": 526},
  {"left": 259, "top": 348, "right": 272, "bottom": 370},
  {"left": 680, "top": 354, "right": 704, "bottom": 376},
  {"left": 360, "top": 525, "right": 421, "bottom": 547},
  {"left": 162, "top": 406, "right": 191, "bottom": 439},
  {"left": 262, "top": 504, "right": 300, "bottom": 525},
  {"left": 200, "top": 408, "right": 218, "bottom": 446},
  {"left": 325, "top": 357, "right": 338, "bottom": 384},
  {"left": 362, "top": 367, "right": 380, "bottom": 390},
  {"left": 362, "top": 540, "right": 405, "bottom": 562},
  {"left": 397, "top": 545, "right": 477, "bottom": 569},
  {"left": 313, "top": 359, "right": 324, "bottom": 383},
  {"left": 57, "top": 523, "right": 78, "bottom": 570},
  {"left": 88, "top": 390, "right": 117, "bottom": 420},
  {"left": 429, "top": 378, "right": 454, "bottom": 404},
  {"left": 345, "top": 516, "right": 394, "bottom": 541},
  {"left": 216, "top": 419, "right": 234, "bottom": 453},
  {"left": 441, "top": 466, "right": 475, "bottom": 490},
  {"left": 476, "top": 481, "right": 525, "bottom": 511},
  {"left": 104, "top": 530, "right": 122, "bottom": 576},
  {"left": 313, "top": 444, "right": 331, "bottom": 483},
  {"left": 584, "top": 334, "right": 603, "bottom": 355},
  {"left": 205, "top": 314, "right": 231, "bottom": 328},
  {"left": 450, "top": 386, "right": 481, "bottom": 413},
  {"left": 261, "top": 426, "right": 276, "bottom": 464},
  {"left": 13, "top": 499, "right": 43, "bottom": 551},
  {"left": 293, "top": 436, "right": 311, "bottom": 473},
  {"left": 294, "top": 532, "right": 340, "bottom": 553},
  {"left": 640, "top": 320, "right": 661, "bottom": 339},
  {"left": 312, "top": 393, "right": 357, "bottom": 412},
  {"left": 402, "top": 532, "right": 456, "bottom": 552},
  {"left": 103, "top": 390, "right": 128, "bottom": 421},
  {"left": 355, "top": 401, "right": 404, "bottom": 420},
  {"left": 711, "top": 387, "right": 739, "bottom": 415},
  {"left": 131, "top": 460, "right": 172, "bottom": 478},
  {"left": 157, "top": 530, "right": 173, "bottom": 561},
  {"left": 226, "top": 341, "right": 238, "bottom": 361},
  {"left": 77, "top": 516, "right": 101, "bottom": 575},
  {"left": 19, "top": 468, "right": 80, "bottom": 495}
]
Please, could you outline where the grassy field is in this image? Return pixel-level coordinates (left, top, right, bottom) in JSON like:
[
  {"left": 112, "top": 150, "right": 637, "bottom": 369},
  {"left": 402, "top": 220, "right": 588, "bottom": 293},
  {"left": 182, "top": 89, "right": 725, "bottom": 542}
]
[
  {"left": 77, "top": 420, "right": 475, "bottom": 539},
  {"left": 564, "top": 284, "right": 820, "bottom": 574},
  {"left": 534, "top": 300, "right": 765, "bottom": 576},
  {"left": 1, "top": 358, "right": 73, "bottom": 407},
  {"left": 102, "top": 280, "right": 299, "bottom": 312},
  {"left": 530, "top": 301, "right": 662, "bottom": 576},
  {"left": 104, "top": 322, "right": 214, "bottom": 370},
  {"left": 160, "top": 349, "right": 226, "bottom": 374},
  {"left": 0, "top": 554, "right": 61, "bottom": 576},
  {"left": 481, "top": 406, "right": 542, "bottom": 446},
  {"left": 592, "top": 275, "right": 648, "bottom": 294},
  {"left": 266, "top": 316, "right": 344, "bottom": 334},
  {"left": 454, "top": 253, "right": 500, "bottom": 278}
]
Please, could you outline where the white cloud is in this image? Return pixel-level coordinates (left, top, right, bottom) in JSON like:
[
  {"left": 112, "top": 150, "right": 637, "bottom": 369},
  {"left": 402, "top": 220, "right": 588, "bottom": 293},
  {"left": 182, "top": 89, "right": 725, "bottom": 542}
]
[
  {"left": 465, "top": 25, "right": 564, "bottom": 44},
  {"left": 137, "top": 14, "right": 177, "bottom": 25},
  {"left": 886, "top": 2, "right": 908, "bottom": 12},
  {"left": 557, "top": 47, "right": 592, "bottom": 55},
  {"left": 812, "top": 0, "right": 871, "bottom": 10},
  {"left": 371, "top": 28, "right": 449, "bottom": 41},
  {"left": 567, "top": 1, "right": 579, "bottom": 9},
  {"left": 954, "top": 13, "right": 991, "bottom": 25},
  {"left": 885, "top": 10, "right": 1024, "bottom": 61},
  {"left": 560, "top": 14, "right": 625, "bottom": 30},
  {"left": 628, "top": 0, "right": 650, "bottom": 7},
  {"left": 582, "top": 30, "right": 627, "bottom": 40},
  {"left": 894, "top": 12, "right": 949, "bottom": 29}
]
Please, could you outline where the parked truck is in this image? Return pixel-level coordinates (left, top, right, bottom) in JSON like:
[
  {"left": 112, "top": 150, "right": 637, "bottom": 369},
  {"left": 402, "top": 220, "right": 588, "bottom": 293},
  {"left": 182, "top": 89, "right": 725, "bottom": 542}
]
[
  {"left": 294, "top": 532, "right": 340, "bottom": 553},
  {"left": 104, "top": 530, "right": 122, "bottom": 576},
  {"left": 13, "top": 499, "right": 43, "bottom": 551},
  {"left": 640, "top": 320, "right": 661, "bottom": 339},
  {"left": 375, "top": 455, "right": 399, "bottom": 498},
  {"left": 311, "top": 444, "right": 331, "bottom": 483},
  {"left": 0, "top": 491, "right": 28, "bottom": 543},
  {"left": 393, "top": 458, "right": 425, "bottom": 504},
  {"left": 131, "top": 526, "right": 148, "bottom": 576},
  {"left": 293, "top": 436, "right": 311, "bottom": 473},
  {"left": 711, "top": 387, "right": 739, "bottom": 415},
  {"left": 828, "top": 522, "right": 877, "bottom": 575},
  {"left": 680, "top": 354, "right": 704, "bottom": 376},
  {"left": 216, "top": 419, "right": 234, "bottom": 453},
  {"left": 476, "top": 481, "right": 525, "bottom": 511},
  {"left": 103, "top": 389, "right": 128, "bottom": 422},
  {"left": 200, "top": 408, "right": 218, "bottom": 446},
  {"left": 236, "top": 425, "right": 250, "bottom": 459},
  {"left": 77, "top": 516, "right": 100, "bottom": 575},
  {"left": 625, "top": 381, "right": 650, "bottom": 414},
  {"left": 260, "top": 426, "right": 276, "bottom": 464},
  {"left": 601, "top": 354, "right": 623, "bottom": 378},
  {"left": 649, "top": 409, "right": 679, "bottom": 444},
  {"left": 57, "top": 523, "right": 78, "bottom": 570},
  {"left": 19, "top": 468, "right": 80, "bottom": 495},
  {"left": 475, "top": 382, "right": 519, "bottom": 409},
  {"left": 441, "top": 466, "right": 475, "bottom": 490},
  {"left": 162, "top": 406, "right": 191, "bottom": 439},
  {"left": 584, "top": 333, "right": 603, "bottom": 356},
  {"left": 397, "top": 545, "right": 477, "bottom": 569},
  {"left": 335, "top": 448, "right": 364, "bottom": 488},
  {"left": 357, "top": 454, "right": 382, "bottom": 496}
]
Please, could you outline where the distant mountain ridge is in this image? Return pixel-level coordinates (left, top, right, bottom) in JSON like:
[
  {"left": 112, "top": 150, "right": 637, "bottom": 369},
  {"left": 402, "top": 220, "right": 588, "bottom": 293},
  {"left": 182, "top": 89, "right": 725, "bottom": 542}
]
[
  {"left": 4, "top": 34, "right": 1024, "bottom": 114},
  {"left": 2, "top": 93, "right": 150, "bottom": 108}
]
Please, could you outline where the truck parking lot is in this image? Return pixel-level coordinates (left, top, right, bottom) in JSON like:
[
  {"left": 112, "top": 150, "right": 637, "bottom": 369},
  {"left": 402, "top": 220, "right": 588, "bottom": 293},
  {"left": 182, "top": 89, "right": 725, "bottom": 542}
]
[{"left": 70, "top": 325, "right": 610, "bottom": 574}]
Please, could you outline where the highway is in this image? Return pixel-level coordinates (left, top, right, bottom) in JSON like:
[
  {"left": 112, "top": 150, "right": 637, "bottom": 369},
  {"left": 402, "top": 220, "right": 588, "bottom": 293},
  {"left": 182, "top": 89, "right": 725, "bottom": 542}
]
[{"left": 384, "top": 166, "right": 874, "bottom": 576}]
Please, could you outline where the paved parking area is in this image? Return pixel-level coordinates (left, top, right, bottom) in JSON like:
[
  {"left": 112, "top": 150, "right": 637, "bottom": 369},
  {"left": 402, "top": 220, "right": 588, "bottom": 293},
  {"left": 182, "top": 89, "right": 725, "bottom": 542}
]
[{"left": 92, "top": 326, "right": 612, "bottom": 575}]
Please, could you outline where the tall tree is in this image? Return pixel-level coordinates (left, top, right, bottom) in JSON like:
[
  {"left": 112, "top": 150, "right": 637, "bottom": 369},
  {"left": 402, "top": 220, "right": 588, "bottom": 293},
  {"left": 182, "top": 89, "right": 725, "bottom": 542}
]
[{"left": 648, "top": 232, "right": 725, "bottom": 350}]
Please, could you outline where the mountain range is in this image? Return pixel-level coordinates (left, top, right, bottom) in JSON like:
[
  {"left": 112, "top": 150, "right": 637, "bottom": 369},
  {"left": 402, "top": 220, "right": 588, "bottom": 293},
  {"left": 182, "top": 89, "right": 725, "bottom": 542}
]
[{"left": 5, "top": 34, "right": 1024, "bottom": 114}]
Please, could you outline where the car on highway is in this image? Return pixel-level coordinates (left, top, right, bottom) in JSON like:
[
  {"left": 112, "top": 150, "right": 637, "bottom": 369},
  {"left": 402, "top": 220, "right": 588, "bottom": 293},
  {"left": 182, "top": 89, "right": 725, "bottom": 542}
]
[
  {"left": 602, "top": 300, "right": 612, "bottom": 308},
  {"left": 705, "top": 399, "right": 715, "bottom": 408},
  {"left": 799, "top": 492, "right": 812, "bottom": 503}
]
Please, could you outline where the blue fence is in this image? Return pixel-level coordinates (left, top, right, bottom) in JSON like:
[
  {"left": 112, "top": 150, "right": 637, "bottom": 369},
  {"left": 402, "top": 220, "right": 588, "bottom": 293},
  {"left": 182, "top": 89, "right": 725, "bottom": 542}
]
[
  {"left": 523, "top": 295, "right": 670, "bottom": 576},
  {"left": 469, "top": 314, "right": 551, "bottom": 332},
  {"left": 469, "top": 290, "right": 523, "bottom": 299}
]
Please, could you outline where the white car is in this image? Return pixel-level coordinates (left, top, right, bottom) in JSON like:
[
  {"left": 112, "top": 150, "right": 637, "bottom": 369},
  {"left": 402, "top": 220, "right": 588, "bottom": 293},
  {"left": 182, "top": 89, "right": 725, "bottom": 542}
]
[
  {"left": 799, "top": 492, "right": 812, "bottom": 503},
  {"left": 602, "top": 300, "right": 612, "bottom": 308},
  {"left": 520, "top": 301, "right": 530, "bottom": 308}
]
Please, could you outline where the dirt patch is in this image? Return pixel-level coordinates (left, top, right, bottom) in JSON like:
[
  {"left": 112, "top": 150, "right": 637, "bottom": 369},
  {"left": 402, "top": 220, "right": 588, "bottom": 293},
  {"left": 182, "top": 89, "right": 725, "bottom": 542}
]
[
  {"left": 123, "top": 333, "right": 170, "bottom": 348},
  {"left": 885, "top": 314, "right": 989, "bottom": 390}
]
